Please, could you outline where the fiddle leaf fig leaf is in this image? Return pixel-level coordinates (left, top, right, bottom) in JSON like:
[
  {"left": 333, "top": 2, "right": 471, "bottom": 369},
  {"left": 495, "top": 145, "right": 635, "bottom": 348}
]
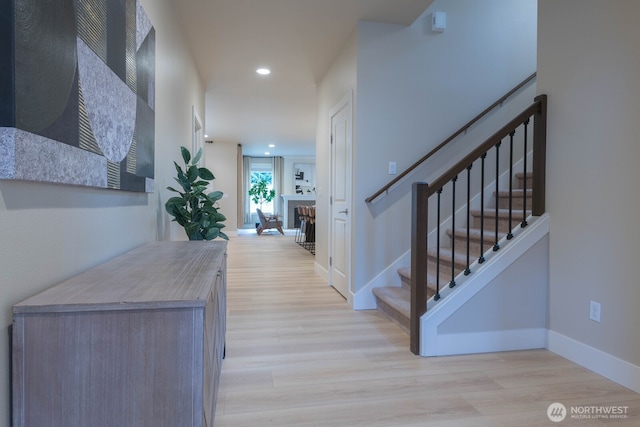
[
  {"left": 208, "top": 191, "right": 223, "bottom": 202},
  {"left": 187, "top": 165, "right": 199, "bottom": 183},
  {"left": 192, "top": 148, "right": 203, "bottom": 165},
  {"left": 199, "top": 167, "right": 214, "bottom": 180},
  {"left": 180, "top": 146, "right": 191, "bottom": 164}
]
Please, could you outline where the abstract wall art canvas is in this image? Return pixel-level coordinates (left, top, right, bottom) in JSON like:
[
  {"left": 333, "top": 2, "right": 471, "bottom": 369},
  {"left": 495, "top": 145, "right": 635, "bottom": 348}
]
[{"left": 0, "top": 0, "right": 155, "bottom": 192}]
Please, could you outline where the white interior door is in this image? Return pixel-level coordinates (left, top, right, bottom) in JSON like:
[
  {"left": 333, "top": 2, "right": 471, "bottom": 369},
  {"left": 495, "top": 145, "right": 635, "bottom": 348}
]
[{"left": 329, "top": 94, "right": 352, "bottom": 300}]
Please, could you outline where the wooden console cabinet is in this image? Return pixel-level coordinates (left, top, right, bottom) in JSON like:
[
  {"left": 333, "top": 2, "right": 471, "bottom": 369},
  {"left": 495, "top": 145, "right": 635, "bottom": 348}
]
[{"left": 12, "top": 241, "right": 227, "bottom": 427}]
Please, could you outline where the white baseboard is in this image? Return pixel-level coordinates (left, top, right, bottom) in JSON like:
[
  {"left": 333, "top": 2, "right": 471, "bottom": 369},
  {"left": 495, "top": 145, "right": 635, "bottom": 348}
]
[
  {"left": 352, "top": 250, "right": 411, "bottom": 310},
  {"left": 548, "top": 331, "right": 640, "bottom": 394},
  {"left": 314, "top": 261, "right": 329, "bottom": 282},
  {"left": 430, "top": 328, "right": 547, "bottom": 356}
]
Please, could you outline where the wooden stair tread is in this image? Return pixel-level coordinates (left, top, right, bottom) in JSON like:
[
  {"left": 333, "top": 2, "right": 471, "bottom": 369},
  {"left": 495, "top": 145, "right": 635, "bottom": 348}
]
[
  {"left": 447, "top": 227, "right": 508, "bottom": 251},
  {"left": 398, "top": 266, "right": 410, "bottom": 280},
  {"left": 373, "top": 287, "right": 411, "bottom": 332},
  {"left": 446, "top": 227, "right": 495, "bottom": 243},
  {"left": 470, "top": 208, "right": 532, "bottom": 218},
  {"left": 495, "top": 189, "right": 532, "bottom": 197},
  {"left": 427, "top": 248, "right": 468, "bottom": 265},
  {"left": 373, "top": 287, "right": 410, "bottom": 316},
  {"left": 397, "top": 267, "right": 453, "bottom": 292},
  {"left": 470, "top": 208, "right": 531, "bottom": 222}
]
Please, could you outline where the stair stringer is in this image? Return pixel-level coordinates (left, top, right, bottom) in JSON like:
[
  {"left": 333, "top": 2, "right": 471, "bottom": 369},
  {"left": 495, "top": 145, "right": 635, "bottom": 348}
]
[{"left": 420, "top": 213, "right": 550, "bottom": 357}]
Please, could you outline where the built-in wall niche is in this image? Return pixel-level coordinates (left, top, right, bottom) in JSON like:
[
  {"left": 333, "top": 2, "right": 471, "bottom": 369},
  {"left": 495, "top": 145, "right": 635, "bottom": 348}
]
[{"left": 294, "top": 163, "right": 315, "bottom": 194}]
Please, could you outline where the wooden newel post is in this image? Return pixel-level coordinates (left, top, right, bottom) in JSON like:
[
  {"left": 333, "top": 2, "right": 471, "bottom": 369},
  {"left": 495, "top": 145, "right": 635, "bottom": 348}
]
[
  {"left": 532, "top": 94, "right": 547, "bottom": 216},
  {"left": 411, "top": 182, "right": 429, "bottom": 355}
]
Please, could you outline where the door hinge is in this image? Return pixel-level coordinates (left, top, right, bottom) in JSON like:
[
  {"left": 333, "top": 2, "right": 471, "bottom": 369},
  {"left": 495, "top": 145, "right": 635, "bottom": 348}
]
[
  {"left": 329, "top": 257, "right": 332, "bottom": 266},
  {"left": 330, "top": 196, "right": 333, "bottom": 205}
]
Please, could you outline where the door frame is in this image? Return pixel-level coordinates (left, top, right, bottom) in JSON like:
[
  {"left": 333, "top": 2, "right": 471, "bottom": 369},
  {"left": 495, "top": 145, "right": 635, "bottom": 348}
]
[
  {"left": 191, "top": 106, "right": 203, "bottom": 164},
  {"left": 329, "top": 92, "right": 353, "bottom": 302}
]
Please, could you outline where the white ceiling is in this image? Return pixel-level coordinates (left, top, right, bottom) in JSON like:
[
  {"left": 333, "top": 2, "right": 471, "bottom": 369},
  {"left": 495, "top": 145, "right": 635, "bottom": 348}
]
[{"left": 171, "top": 0, "right": 435, "bottom": 157}]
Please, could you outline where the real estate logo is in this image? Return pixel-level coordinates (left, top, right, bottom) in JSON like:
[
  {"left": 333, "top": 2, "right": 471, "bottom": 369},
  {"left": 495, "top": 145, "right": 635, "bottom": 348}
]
[
  {"left": 547, "top": 402, "right": 630, "bottom": 422},
  {"left": 547, "top": 402, "right": 567, "bottom": 422}
]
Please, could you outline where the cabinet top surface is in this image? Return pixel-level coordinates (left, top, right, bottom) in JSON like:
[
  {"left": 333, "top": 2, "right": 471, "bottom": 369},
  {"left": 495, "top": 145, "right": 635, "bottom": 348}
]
[{"left": 14, "top": 241, "right": 227, "bottom": 314}]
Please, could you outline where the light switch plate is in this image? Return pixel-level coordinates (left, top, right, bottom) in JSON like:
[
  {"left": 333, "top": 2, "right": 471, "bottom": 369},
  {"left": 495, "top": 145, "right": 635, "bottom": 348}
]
[
  {"left": 590, "top": 301, "right": 601, "bottom": 322},
  {"left": 388, "top": 162, "right": 397, "bottom": 175}
]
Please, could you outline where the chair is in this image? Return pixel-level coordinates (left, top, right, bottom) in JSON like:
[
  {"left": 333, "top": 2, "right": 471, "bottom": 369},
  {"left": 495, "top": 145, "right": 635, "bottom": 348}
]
[
  {"left": 307, "top": 206, "right": 315, "bottom": 240},
  {"left": 256, "top": 209, "right": 284, "bottom": 236},
  {"left": 295, "top": 205, "right": 307, "bottom": 244},
  {"left": 295, "top": 205, "right": 315, "bottom": 254}
]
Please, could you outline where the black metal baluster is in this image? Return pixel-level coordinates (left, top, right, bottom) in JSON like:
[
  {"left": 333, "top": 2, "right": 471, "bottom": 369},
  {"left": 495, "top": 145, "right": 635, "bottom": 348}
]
[
  {"left": 450, "top": 176, "right": 457, "bottom": 289},
  {"left": 434, "top": 188, "right": 443, "bottom": 301},
  {"left": 522, "top": 119, "right": 530, "bottom": 228},
  {"left": 479, "top": 153, "right": 486, "bottom": 264},
  {"left": 507, "top": 130, "right": 515, "bottom": 240},
  {"left": 465, "top": 164, "right": 472, "bottom": 275},
  {"left": 494, "top": 142, "right": 501, "bottom": 252}
]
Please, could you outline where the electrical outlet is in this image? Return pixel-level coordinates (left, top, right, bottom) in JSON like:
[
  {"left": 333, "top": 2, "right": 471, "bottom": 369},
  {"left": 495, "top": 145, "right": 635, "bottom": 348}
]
[{"left": 590, "top": 301, "right": 601, "bottom": 323}]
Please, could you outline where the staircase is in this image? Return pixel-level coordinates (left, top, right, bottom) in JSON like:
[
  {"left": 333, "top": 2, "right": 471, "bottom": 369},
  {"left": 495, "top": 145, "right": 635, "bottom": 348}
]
[
  {"left": 365, "top": 90, "right": 546, "bottom": 355},
  {"left": 373, "top": 172, "right": 533, "bottom": 335}
]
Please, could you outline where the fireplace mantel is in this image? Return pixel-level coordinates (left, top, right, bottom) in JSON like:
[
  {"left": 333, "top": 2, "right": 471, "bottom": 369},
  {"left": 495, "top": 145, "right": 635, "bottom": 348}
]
[{"left": 281, "top": 195, "right": 315, "bottom": 229}]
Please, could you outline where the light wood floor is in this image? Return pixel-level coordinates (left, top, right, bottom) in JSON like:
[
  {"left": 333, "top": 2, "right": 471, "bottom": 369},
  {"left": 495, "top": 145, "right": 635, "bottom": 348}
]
[{"left": 215, "top": 233, "right": 639, "bottom": 426}]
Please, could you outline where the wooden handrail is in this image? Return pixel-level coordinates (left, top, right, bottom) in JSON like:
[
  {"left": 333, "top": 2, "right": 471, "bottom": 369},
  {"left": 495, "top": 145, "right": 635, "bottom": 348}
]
[
  {"left": 365, "top": 72, "right": 537, "bottom": 203},
  {"left": 425, "top": 99, "right": 541, "bottom": 195}
]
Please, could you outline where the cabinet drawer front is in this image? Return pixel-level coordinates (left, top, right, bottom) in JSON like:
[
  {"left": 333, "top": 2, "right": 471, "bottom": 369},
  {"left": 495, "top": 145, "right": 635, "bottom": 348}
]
[{"left": 13, "top": 308, "right": 201, "bottom": 427}]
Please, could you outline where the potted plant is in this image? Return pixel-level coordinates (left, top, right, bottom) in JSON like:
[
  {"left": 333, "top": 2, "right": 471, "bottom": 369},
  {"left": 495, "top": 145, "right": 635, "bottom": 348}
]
[
  {"left": 165, "top": 146, "right": 228, "bottom": 240},
  {"left": 249, "top": 176, "right": 276, "bottom": 211}
]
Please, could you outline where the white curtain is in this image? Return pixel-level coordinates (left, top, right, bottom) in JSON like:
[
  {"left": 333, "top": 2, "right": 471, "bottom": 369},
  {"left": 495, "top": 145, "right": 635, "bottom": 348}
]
[
  {"left": 242, "top": 156, "right": 251, "bottom": 225},
  {"left": 273, "top": 156, "right": 284, "bottom": 217}
]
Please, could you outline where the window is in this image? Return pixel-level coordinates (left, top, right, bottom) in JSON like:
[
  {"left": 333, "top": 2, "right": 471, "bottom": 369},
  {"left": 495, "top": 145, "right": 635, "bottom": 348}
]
[
  {"left": 243, "top": 156, "right": 283, "bottom": 227},
  {"left": 249, "top": 170, "right": 275, "bottom": 214}
]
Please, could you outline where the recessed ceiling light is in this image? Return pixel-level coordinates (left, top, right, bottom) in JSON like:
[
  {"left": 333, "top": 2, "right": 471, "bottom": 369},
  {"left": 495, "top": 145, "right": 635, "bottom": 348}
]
[
  {"left": 268, "top": 144, "right": 275, "bottom": 148},
  {"left": 264, "top": 152, "right": 270, "bottom": 155},
  {"left": 256, "top": 68, "right": 271, "bottom": 75},
  {"left": 204, "top": 134, "right": 209, "bottom": 138}
]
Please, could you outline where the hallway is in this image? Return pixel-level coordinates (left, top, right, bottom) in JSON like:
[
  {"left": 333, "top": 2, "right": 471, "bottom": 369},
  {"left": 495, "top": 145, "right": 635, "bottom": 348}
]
[{"left": 215, "top": 233, "right": 639, "bottom": 426}]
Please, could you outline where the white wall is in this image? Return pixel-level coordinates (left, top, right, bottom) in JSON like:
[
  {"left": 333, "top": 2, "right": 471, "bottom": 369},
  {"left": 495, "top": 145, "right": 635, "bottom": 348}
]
[
  {"left": 345, "top": 0, "right": 537, "bottom": 295},
  {"left": 0, "top": 0, "right": 205, "bottom": 424},
  {"left": 539, "top": 0, "right": 640, "bottom": 368},
  {"left": 204, "top": 140, "right": 238, "bottom": 236},
  {"left": 153, "top": 0, "right": 206, "bottom": 242}
]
